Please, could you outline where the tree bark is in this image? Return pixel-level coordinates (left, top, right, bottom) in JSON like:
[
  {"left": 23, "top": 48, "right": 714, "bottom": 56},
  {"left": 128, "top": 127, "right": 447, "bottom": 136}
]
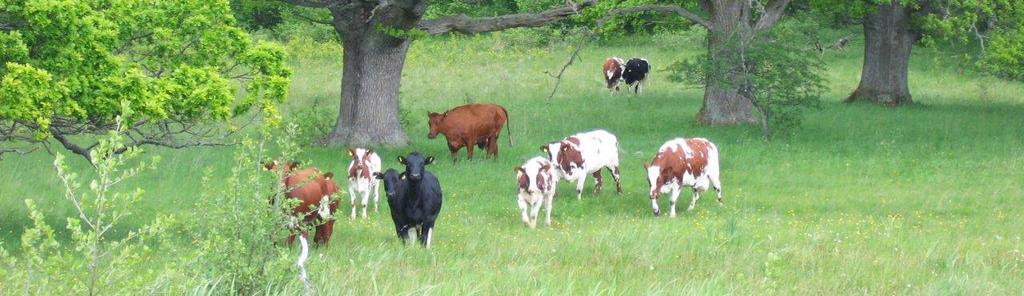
[
  {"left": 697, "top": 0, "right": 757, "bottom": 124},
  {"left": 319, "top": 1, "right": 426, "bottom": 147},
  {"left": 846, "top": 3, "right": 918, "bottom": 106}
]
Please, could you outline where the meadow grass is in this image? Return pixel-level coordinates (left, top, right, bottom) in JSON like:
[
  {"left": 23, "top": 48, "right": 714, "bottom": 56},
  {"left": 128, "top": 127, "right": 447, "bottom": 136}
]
[{"left": 1, "top": 30, "right": 1023, "bottom": 294}]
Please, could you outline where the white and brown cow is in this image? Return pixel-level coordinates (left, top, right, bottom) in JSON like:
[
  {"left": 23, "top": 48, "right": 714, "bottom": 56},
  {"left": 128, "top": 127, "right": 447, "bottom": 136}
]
[
  {"left": 603, "top": 57, "right": 625, "bottom": 94},
  {"left": 347, "top": 148, "right": 381, "bottom": 219},
  {"left": 643, "top": 138, "right": 722, "bottom": 217},
  {"left": 540, "top": 130, "right": 622, "bottom": 200},
  {"left": 515, "top": 157, "right": 559, "bottom": 228}
]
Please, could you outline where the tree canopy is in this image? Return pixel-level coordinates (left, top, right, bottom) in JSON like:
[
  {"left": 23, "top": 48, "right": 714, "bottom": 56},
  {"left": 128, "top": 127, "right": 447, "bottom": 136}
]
[{"left": 0, "top": 0, "right": 291, "bottom": 163}]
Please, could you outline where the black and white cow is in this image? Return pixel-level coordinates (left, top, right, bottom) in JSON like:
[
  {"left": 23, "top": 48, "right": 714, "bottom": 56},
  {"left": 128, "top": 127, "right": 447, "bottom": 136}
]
[
  {"left": 374, "top": 152, "right": 443, "bottom": 248},
  {"left": 622, "top": 58, "right": 650, "bottom": 95}
]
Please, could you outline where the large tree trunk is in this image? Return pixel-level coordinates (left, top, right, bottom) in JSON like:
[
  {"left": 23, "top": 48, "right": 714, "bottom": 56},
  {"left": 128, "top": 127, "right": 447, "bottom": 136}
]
[
  {"left": 697, "top": 0, "right": 756, "bottom": 124},
  {"left": 846, "top": 3, "right": 918, "bottom": 106},
  {"left": 325, "top": 35, "right": 411, "bottom": 147},
  {"left": 321, "top": 4, "right": 425, "bottom": 147}
]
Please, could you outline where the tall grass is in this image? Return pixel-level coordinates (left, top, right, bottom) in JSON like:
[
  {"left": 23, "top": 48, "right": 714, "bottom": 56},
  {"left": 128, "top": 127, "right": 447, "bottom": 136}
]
[{"left": 1, "top": 30, "right": 1023, "bottom": 294}]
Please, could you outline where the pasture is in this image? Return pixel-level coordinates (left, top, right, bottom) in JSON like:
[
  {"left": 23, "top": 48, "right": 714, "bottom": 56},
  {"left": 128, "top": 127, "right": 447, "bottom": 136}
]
[{"left": 2, "top": 31, "right": 1023, "bottom": 294}]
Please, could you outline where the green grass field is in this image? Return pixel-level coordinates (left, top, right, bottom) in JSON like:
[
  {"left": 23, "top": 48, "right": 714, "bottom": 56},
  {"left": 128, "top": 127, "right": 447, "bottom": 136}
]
[{"left": 2, "top": 31, "right": 1023, "bottom": 294}]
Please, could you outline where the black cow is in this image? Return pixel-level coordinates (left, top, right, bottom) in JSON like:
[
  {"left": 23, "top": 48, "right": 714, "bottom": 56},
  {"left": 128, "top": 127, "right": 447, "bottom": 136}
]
[
  {"left": 622, "top": 58, "right": 650, "bottom": 95},
  {"left": 374, "top": 152, "right": 443, "bottom": 248}
]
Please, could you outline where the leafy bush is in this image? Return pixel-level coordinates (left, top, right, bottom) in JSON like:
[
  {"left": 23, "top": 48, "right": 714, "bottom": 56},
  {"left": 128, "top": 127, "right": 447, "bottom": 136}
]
[
  {"left": 670, "top": 18, "right": 827, "bottom": 139},
  {"left": 0, "top": 115, "right": 167, "bottom": 295},
  {"left": 169, "top": 123, "right": 324, "bottom": 294}
]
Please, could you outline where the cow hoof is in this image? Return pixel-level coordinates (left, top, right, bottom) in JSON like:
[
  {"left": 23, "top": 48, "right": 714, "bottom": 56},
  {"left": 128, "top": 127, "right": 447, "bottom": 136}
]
[{"left": 653, "top": 210, "right": 660, "bottom": 216}]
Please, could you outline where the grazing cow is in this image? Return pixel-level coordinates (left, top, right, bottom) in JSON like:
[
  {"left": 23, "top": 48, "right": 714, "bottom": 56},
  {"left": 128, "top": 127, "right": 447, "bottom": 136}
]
[
  {"left": 622, "top": 58, "right": 650, "bottom": 95},
  {"left": 427, "top": 103, "right": 512, "bottom": 161},
  {"left": 603, "top": 57, "right": 625, "bottom": 94},
  {"left": 346, "top": 148, "right": 382, "bottom": 219},
  {"left": 540, "top": 130, "right": 622, "bottom": 200},
  {"left": 515, "top": 157, "right": 559, "bottom": 228},
  {"left": 263, "top": 161, "right": 341, "bottom": 246},
  {"left": 374, "top": 152, "right": 443, "bottom": 248},
  {"left": 643, "top": 138, "right": 723, "bottom": 217}
]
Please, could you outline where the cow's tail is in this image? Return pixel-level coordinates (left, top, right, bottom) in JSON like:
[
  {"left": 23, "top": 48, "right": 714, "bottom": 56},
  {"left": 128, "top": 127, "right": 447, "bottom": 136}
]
[{"left": 503, "top": 107, "right": 513, "bottom": 146}]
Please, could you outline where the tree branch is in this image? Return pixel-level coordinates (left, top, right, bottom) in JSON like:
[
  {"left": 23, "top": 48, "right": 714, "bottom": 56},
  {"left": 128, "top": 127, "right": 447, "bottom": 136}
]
[
  {"left": 598, "top": 4, "right": 711, "bottom": 30},
  {"left": 417, "top": 0, "right": 595, "bottom": 34},
  {"left": 753, "top": 0, "right": 791, "bottom": 30},
  {"left": 291, "top": 11, "right": 334, "bottom": 26},
  {"left": 281, "top": 0, "right": 337, "bottom": 8},
  {"left": 52, "top": 132, "right": 95, "bottom": 164}
]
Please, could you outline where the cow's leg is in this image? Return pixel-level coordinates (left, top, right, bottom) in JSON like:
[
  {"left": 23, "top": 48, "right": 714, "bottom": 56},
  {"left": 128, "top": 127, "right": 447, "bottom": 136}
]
[
  {"left": 419, "top": 222, "right": 435, "bottom": 248},
  {"left": 360, "top": 189, "right": 370, "bottom": 218},
  {"left": 575, "top": 175, "right": 587, "bottom": 200},
  {"left": 448, "top": 142, "right": 460, "bottom": 162},
  {"left": 373, "top": 181, "right": 381, "bottom": 212},
  {"left": 488, "top": 135, "right": 499, "bottom": 158},
  {"left": 544, "top": 192, "right": 554, "bottom": 226},
  {"left": 315, "top": 220, "right": 335, "bottom": 246},
  {"left": 638, "top": 79, "right": 644, "bottom": 95},
  {"left": 592, "top": 170, "right": 603, "bottom": 194},
  {"left": 424, "top": 225, "right": 435, "bottom": 249},
  {"left": 404, "top": 226, "right": 416, "bottom": 245},
  {"left": 610, "top": 166, "right": 623, "bottom": 194},
  {"left": 348, "top": 189, "right": 358, "bottom": 219},
  {"left": 687, "top": 188, "right": 703, "bottom": 212},
  {"left": 517, "top": 197, "right": 530, "bottom": 226},
  {"left": 529, "top": 199, "right": 542, "bottom": 229},
  {"left": 466, "top": 144, "right": 475, "bottom": 160},
  {"left": 669, "top": 188, "right": 682, "bottom": 218},
  {"left": 650, "top": 195, "right": 661, "bottom": 216}
]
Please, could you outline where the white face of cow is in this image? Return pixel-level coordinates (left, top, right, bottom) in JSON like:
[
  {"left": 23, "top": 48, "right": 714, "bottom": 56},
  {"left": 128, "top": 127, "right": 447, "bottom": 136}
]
[
  {"left": 540, "top": 142, "right": 563, "bottom": 170},
  {"left": 646, "top": 165, "right": 661, "bottom": 198}
]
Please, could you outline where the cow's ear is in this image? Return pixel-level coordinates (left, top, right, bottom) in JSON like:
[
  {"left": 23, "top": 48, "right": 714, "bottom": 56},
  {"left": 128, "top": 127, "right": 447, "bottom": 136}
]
[
  {"left": 399, "top": 172, "right": 407, "bottom": 180},
  {"left": 287, "top": 162, "right": 300, "bottom": 171},
  {"left": 539, "top": 145, "right": 548, "bottom": 153},
  {"left": 263, "top": 160, "right": 275, "bottom": 171},
  {"left": 324, "top": 172, "right": 334, "bottom": 180},
  {"left": 561, "top": 145, "right": 569, "bottom": 151},
  {"left": 514, "top": 166, "right": 523, "bottom": 176},
  {"left": 541, "top": 164, "right": 551, "bottom": 172},
  {"left": 365, "top": 148, "right": 374, "bottom": 156},
  {"left": 373, "top": 172, "right": 384, "bottom": 180},
  {"left": 347, "top": 148, "right": 356, "bottom": 157},
  {"left": 642, "top": 162, "right": 649, "bottom": 169},
  {"left": 425, "top": 156, "right": 434, "bottom": 165},
  {"left": 397, "top": 156, "right": 406, "bottom": 165}
]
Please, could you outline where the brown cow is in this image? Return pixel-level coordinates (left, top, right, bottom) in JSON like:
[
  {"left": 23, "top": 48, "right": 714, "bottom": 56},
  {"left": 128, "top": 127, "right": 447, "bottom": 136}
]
[
  {"left": 642, "top": 138, "right": 722, "bottom": 217},
  {"left": 427, "top": 103, "right": 512, "bottom": 161},
  {"left": 603, "top": 57, "right": 625, "bottom": 94},
  {"left": 264, "top": 161, "right": 341, "bottom": 246}
]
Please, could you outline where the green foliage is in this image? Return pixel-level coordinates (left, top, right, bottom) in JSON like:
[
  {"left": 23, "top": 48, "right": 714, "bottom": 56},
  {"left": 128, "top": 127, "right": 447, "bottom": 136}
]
[
  {"left": 0, "top": 0, "right": 291, "bottom": 155},
  {"left": 1, "top": 116, "right": 167, "bottom": 295},
  {"left": 580, "top": 0, "right": 700, "bottom": 37},
  {"left": 172, "top": 124, "right": 315, "bottom": 294},
  {"left": 671, "top": 19, "right": 827, "bottom": 138},
  {"left": 980, "top": 25, "right": 1024, "bottom": 79},
  {"left": 230, "top": 0, "right": 286, "bottom": 30}
]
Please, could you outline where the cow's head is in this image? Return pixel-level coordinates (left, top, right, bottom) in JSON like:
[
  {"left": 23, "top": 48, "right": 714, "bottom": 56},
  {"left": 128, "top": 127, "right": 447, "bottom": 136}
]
[
  {"left": 539, "top": 142, "right": 561, "bottom": 167},
  {"left": 555, "top": 139, "right": 584, "bottom": 177},
  {"left": 427, "top": 112, "right": 444, "bottom": 139},
  {"left": 398, "top": 152, "right": 434, "bottom": 182},
  {"left": 516, "top": 162, "right": 552, "bottom": 194},
  {"left": 643, "top": 161, "right": 667, "bottom": 216},
  {"left": 263, "top": 160, "right": 300, "bottom": 173},
  {"left": 374, "top": 169, "right": 405, "bottom": 201},
  {"left": 347, "top": 148, "right": 374, "bottom": 179}
]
